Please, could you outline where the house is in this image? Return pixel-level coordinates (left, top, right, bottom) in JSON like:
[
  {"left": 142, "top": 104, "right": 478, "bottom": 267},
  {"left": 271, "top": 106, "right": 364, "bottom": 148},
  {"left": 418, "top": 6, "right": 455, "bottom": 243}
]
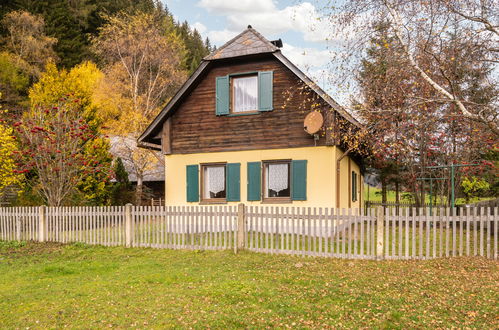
[
  {"left": 138, "top": 26, "right": 365, "bottom": 208},
  {"left": 109, "top": 136, "right": 165, "bottom": 203}
]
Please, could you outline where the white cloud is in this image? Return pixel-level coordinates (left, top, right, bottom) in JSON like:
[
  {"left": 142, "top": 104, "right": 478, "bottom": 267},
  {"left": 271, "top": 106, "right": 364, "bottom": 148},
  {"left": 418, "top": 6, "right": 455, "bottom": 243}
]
[
  {"left": 198, "top": 1, "right": 333, "bottom": 44},
  {"left": 192, "top": 22, "right": 207, "bottom": 34},
  {"left": 198, "top": 0, "right": 276, "bottom": 14},
  {"left": 280, "top": 43, "right": 331, "bottom": 71},
  {"left": 194, "top": 0, "right": 348, "bottom": 96},
  {"left": 206, "top": 29, "right": 239, "bottom": 45}
]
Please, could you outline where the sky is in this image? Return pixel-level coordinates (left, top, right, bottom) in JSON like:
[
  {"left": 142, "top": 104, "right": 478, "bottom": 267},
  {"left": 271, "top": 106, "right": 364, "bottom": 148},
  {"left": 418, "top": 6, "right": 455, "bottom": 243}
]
[{"left": 162, "top": 0, "right": 343, "bottom": 100}]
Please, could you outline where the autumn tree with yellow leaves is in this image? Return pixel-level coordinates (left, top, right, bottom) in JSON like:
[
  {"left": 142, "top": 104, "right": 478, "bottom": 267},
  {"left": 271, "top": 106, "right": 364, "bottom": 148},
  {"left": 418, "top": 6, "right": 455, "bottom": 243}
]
[
  {"left": 1, "top": 10, "right": 57, "bottom": 78},
  {"left": 92, "top": 10, "right": 187, "bottom": 203},
  {"left": 0, "top": 99, "right": 22, "bottom": 201},
  {"left": 14, "top": 62, "right": 114, "bottom": 206}
]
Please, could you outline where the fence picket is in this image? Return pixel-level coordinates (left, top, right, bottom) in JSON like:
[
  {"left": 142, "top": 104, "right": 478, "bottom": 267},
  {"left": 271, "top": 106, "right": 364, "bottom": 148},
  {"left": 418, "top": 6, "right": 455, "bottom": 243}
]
[
  {"left": 494, "top": 207, "right": 498, "bottom": 260},
  {"left": 459, "top": 208, "right": 463, "bottom": 257},
  {"left": 480, "top": 207, "right": 484, "bottom": 257},
  {"left": 465, "top": 207, "right": 470, "bottom": 256},
  {"left": 426, "top": 209, "right": 430, "bottom": 259},
  {"left": 486, "top": 207, "right": 491, "bottom": 259},
  {"left": 432, "top": 210, "right": 436, "bottom": 258},
  {"left": 473, "top": 207, "right": 478, "bottom": 256}
]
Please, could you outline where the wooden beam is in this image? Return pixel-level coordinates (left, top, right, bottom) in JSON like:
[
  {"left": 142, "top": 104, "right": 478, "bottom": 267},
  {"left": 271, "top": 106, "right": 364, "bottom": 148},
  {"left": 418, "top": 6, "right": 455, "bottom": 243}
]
[
  {"left": 326, "top": 110, "right": 338, "bottom": 146},
  {"left": 348, "top": 158, "right": 351, "bottom": 208},
  {"left": 161, "top": 118, "right": 172, "bottom": 155}
]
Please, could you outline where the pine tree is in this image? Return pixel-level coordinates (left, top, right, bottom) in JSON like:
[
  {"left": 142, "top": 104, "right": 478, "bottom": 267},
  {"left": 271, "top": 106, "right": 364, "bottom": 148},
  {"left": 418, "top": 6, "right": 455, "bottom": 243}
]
[{"left": 111, "top": 157, "right": 133, "bottom": 205}]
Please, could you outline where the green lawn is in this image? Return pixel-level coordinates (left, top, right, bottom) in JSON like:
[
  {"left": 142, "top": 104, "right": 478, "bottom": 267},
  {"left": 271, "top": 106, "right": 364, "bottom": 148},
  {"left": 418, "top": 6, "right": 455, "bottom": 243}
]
[
  {"left": 364, "top": 185, "right": 494, "bottom": 205},
  {"left": 0, "top": 241, "right": 498, "bottom": 328}
]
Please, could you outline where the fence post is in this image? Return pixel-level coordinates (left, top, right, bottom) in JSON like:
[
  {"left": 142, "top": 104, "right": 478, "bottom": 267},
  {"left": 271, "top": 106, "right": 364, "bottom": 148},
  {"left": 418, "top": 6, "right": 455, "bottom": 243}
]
[
  {"left": 236, "top": 203, "right": 246, "bottom": 253},
  {"left": 125, "top": 204, "right": 133, "bottom": 247},
  {"left": 38, "top": 206, "right": 46, "bottom": 242},
  {"left": 376, "top": 206, "right": 384, "bottom": 260},
  {"left": 16, "top": 218, "right": 21, "bottom": 241}
]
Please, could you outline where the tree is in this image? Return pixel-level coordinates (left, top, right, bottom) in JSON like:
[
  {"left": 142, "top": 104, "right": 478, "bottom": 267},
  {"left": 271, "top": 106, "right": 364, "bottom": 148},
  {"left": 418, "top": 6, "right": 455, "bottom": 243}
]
[
  {"left": 14, "top": 97, "right": 106, "bottom": 206},
  {"left": 0, "top": 0, "right": 158, "bottom": 68},
  {"left": 110, "top": 136, "right": 159, "bottom": 205},
  {"left": 22, "top": 61, "right": 114, "bottom": 205},
  {"left": 177, "top": 21, "right": 211, "bottom": 73},
  {"left": 318, "top": 0, "right": 498, "bottom": 136},
  {"left": 110, "top": 157, "right": 133, "bottom": 205},
  {"left": 76, "top": 137, "right": 114, "bottom": 206},
  {"left": 1, "top": 10, "right": 57, "bottom": 77},
  {"left": 92, "top": 10, "right": 187, "bottom": 203},
  {"left": 0, "top": 97, "right": 22, "bottom": 198},
  {"left": 92, "top": 11, "right": 187, "bottom": 131},
  {"left": 356, "top": 21, "right": 411, "bottom": 204},
  {"left": 0, "top": 51, "right": 30, "bottom": 110},
  {"left": 461, "top": 176, "right": 490, "bottom": 203}
]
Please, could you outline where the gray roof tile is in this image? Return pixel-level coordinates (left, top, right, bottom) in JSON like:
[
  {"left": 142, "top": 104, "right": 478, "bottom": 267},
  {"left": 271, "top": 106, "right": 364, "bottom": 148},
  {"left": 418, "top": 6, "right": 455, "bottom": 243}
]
[{"left": 204, "top": 27, "right": 278, "bottom": 60}]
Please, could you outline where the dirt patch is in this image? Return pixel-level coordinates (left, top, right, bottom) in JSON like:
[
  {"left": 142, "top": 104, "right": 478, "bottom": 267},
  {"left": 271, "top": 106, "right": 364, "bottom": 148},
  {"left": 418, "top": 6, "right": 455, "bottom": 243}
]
[{"left": 0, "top": 241, "right": 65, "bottom": 258}]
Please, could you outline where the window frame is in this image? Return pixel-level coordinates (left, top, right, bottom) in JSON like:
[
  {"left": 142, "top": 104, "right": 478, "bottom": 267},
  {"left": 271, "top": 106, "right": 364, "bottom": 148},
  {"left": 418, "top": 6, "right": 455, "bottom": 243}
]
[
  {"left": 230, "top": 73, "right": 259, "bottom": 115},
  {"left": 351, "top": 171, "right": 358, "bottom": 202},
  {"left": 200, "top": 162, "right": 227, "bottom": 203},
  {"left": 262, "top": 159, "right": 292, "bottom": 203}
]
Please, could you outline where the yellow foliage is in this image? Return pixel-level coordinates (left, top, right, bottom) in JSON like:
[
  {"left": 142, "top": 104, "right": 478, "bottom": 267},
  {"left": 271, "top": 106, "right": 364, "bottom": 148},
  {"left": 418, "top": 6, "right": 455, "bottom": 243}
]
[
  {"left": 29, "top": 61, "right": 103, "bottom": 113},
  {"left": 91, "top": 11, "right": 187, "bottom": 135},
  {"left": 0, "top": 109, "right": 22, "bottom": 194}
]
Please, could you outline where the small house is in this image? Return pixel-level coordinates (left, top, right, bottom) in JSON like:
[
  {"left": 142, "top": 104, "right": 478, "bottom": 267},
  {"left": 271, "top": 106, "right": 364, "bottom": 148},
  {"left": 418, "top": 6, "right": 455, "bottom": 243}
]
[{"left": 139, "top": 26, "right": 365, "bottom": 208}]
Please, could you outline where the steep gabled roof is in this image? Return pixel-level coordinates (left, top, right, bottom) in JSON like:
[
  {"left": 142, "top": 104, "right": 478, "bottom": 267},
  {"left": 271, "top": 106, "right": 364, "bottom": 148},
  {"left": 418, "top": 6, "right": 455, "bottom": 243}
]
[
  {"left": 138, "top": 27, "right": 359, "bottom": 149},
  {"left": 204, "top": 26, "right": 279, "bottom": 60}
]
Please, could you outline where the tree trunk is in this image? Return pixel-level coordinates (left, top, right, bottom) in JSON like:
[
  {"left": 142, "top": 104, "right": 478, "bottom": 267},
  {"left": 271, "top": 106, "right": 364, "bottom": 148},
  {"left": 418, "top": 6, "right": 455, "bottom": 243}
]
[
  {"left": 420, "top": 181, "right": 425, "bottom": 209},
  {"left": 381, "top": 178, "right": 387, "bottom": 204},
  {"left": 135, "top": 175, "right": 143, "bottom": 206},
  {"left": 395, "top": 180, "right": 400, "bottom": 215}
]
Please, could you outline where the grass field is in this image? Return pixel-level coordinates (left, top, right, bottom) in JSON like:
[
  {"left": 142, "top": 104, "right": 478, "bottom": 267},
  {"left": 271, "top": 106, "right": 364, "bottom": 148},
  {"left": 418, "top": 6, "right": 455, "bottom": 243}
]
[
  {"left": 0, "top": 241, "right": 498, "bottom": 328},
  {"left": 364, "top": 185, "right": 494, "bottom": 205}
]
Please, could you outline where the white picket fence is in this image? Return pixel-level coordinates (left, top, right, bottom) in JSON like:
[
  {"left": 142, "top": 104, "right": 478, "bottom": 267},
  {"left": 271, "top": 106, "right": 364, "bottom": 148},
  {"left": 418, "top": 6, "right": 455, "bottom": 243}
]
[{"left": 0, "top": 205, "right": 497, "bottom": 260}]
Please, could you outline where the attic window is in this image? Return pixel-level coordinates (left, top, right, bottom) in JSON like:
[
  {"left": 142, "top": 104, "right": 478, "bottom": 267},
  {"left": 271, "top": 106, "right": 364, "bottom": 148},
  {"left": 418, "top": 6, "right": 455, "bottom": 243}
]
[
  {"left": 215, "top": 71, "right": 273, "bottom": 115},
  {"left": 232, "top": 75, "right": 258, "bottom": 113}
]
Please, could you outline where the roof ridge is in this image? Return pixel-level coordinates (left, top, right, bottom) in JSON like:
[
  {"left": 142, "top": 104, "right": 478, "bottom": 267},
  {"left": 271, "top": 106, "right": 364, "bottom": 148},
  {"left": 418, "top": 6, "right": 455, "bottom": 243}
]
[
  {"left": 246, "top": 27, "right": 277, "bottom": 49},
  {"left": 204, "top": 30, "right": 248, "bottom": 59},
  {"left": 204, "top": 26, "right": 278, "bottom": 60}
]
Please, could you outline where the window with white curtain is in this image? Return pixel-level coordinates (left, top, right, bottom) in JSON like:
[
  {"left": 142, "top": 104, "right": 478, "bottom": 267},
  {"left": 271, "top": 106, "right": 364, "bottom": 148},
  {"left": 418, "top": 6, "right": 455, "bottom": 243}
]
[
  {"left": 232, "top": 75, "right": 258, "bottom": 112},
  {"left": 264, "top": 161, "right": 290, "bottom": 199},
  {"left": 202, "top": 165, "right": 226, "bottom": 200}
]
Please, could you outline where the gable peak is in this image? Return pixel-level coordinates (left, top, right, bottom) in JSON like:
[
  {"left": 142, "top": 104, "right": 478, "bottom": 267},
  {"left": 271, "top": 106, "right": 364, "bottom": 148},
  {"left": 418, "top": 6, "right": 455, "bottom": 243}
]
[{"left": 204, "top": 26, "right": 279, "bottom": 60}]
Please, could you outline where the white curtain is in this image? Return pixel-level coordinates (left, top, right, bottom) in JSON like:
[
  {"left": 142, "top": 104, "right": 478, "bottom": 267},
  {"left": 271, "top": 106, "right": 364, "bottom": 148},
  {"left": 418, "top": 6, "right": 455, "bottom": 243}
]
[
  {"left": 203, "top": 166, "right": 225, "bottom": 198},
  {"left": 233, "top": 76, "right": 258, "bottom": 112},
  {"left": 266, "top": 163, "right": 289, "bottom": 197}
]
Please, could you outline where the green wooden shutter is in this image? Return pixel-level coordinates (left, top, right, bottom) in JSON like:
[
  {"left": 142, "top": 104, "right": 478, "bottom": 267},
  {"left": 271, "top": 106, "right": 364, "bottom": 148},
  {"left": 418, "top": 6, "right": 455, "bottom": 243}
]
[
  {"left": 247, "top": 162, "right": 261, "bottom": 201},
  {"left": 216, "top": 76, "right": 229, "bottom": 115},
  {"left": 258, "top": 71, "right": 273, "bottom": 111},
  {"left": 186, "top": 165, "right": 199, "bottom": 202},
  {"left": 291, "top": 160, "right": 307, "bottom": 201},
  {"left": 352, "top": 171, "right": 357, "bottom": 202},
  {"left": 226, "top": 163, "right": 240, "bottom": 202}
]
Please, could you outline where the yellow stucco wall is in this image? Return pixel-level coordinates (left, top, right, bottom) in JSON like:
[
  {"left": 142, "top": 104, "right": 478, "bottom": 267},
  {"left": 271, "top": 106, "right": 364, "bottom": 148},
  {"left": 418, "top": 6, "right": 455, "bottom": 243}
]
[
  {"left": 334, "top": 148, "right": 362, "bottom": 209},
  {"left": 164, "top": 146, "right": 362, "bottom": 209}
]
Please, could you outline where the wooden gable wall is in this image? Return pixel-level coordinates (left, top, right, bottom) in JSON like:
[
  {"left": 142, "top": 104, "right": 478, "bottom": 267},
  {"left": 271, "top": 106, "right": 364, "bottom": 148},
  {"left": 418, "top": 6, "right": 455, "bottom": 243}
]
[{"left": 167, "top": 55, "right": 331, "bottom": 154}]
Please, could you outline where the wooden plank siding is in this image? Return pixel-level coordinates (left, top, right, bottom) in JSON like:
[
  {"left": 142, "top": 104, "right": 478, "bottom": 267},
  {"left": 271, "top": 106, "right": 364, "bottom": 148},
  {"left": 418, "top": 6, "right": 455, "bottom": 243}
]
[{"left": 168, "top": 55, "right": 330, "bottom": 154}]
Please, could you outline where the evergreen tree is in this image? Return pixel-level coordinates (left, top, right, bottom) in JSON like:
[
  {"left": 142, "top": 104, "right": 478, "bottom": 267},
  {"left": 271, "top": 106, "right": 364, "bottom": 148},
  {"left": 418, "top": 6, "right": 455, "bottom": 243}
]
[
  {"left": 0, "top": 0, "right": 157, "bottom": 68},
  {"left": 110, "top": 157, "right": 133, "bottom": 205},
  {"left": 1, "top": 1, "right": 213, "bottom": 71},
  {"left": 175, "top": 20, "right": 211, "bottom": 73}
]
